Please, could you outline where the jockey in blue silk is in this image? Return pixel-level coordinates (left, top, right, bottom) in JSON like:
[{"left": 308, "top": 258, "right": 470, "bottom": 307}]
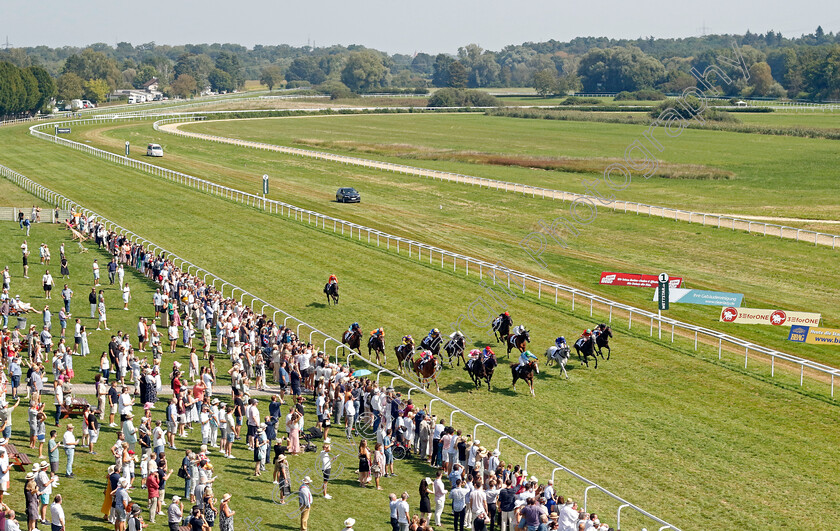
[
  {"left": 427, "top": 328, "right": 440, "bottom": 341},
  {"left": 517, "top": 349, "right": 538, "bottom": 369},
  {"left": 349, "top": 322, "right": 360, "bottom": 333},
  {"left": 555, "top": 336, "right": 567, "bottom": 349},
  {"left": 483, "top": 346, "right": 495, "bottom": 360}
]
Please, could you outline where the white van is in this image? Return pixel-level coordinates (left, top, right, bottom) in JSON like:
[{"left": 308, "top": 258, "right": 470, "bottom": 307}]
[
  {"left": 146, "top": 143, "right": 164, "bottom": 157},
  {"left": 128, "top": 95, "right": 137, "bottom": 104}
]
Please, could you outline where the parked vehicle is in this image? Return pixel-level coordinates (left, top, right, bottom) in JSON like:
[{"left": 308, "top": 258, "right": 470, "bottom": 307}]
[
  {"left": 336, "top": 187, "right": 361, "bottom": 203},
  {"left": 81, "top": 100, "right": 95, "bottom": 108},
  {"left": 146, "top": 143, "right": 164, "bottom": 157},
  {"left": 70, "top": 99, "right": 83, "bottom": 110}
]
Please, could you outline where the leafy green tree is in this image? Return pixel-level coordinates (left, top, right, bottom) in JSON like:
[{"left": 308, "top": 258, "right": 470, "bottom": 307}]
[
  {"left": 749, "top": 62, "right": 774, "bottom": 96},
  {"left": 448, "top": 61, "right": 468, "bottom": 88},
  {"left": 411, "top": 53, "right": 434, "bottom": 75},
  {"left": 18, "top": 67, "right": 40, "bottom": 112},
  {"left": 61, "top": 49, "right": 122, "bottom": 89},
  {"left": 214, "top": 51, "right": 244, "bottom": 89},
  {"left": 170, "top": 74, "right": 198, "bottom": 98},
  {"left": 28, "top": 65, "right": 56, "bottom": 111},
  {"left": 133, "top": 64, "right": 158, "bottom": 89},
  {"left": 340, "top": 51, "right": 387, "bottom": 92},
  {"left": 533, "top": 69, "right": 558, "bottom": 96},
  {"left": 577, "top": 46, "right": 665, "bottom": 92},
  {"left": 432, "top": 54, "right": 454, "bottom": 87},
  {"left": 0, "top": 61, "right": 25, "bottom": 115},
  {"left": 469, "top": 54, "right": 501, "bottom": 87},
  {"left": 285, "top": 57, "right": 326, "bottom": 85},
  {"left": 84, "top": 78, "right": 110, "bottom": 103},
  {"left": 56, "top": 72, "right": 84, "bottom": 102},
  {"left": 259, "top": 65, "right": 284, "bottom": 90},
  {"left": 208, "top": 68, "right": 234, "bottom": 92},
  {"left": 174, "top": 53, "right": 214, "bottom": 89}
]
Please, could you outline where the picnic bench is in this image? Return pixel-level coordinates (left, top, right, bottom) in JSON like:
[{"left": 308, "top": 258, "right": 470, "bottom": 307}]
[
  {"left": 60, "top": 397, "right": 90, "bottom": 418},
  {"left": 5, "top": 442, "right": 32, "bottom": 470}
]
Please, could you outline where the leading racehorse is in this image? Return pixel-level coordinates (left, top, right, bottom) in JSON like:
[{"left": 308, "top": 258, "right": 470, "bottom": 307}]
[
  {"left": 368, "top": 334, "right": 386, "bottom": 365},
  {"left": 324, "top": 282, "right": 339, "bottom": 306},
  {"left": 492, "top": 312, "right": 513, "bottom": 345},
  {"left": 465, "top": 350, "right": 497, "bottom": 391},
  {"left": 595, "top": 325, "right": 613, "bottom": 359},
  {"left": 413, "top": 351, "right": 440, "bottom": 391},
  {"left": 511, "top": 359, "right": 538, "bottom": 396},
  {"left": 443, "top": 332, "right": 467, "bottom": 367},
  {"left": 506, "top": 326, "right": 530, "bottom": 357}
]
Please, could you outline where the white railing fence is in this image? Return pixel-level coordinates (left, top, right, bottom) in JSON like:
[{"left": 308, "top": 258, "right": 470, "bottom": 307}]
[
  {"left": 155, "top": 115, "right": 840, "bottom": 250},
  {"left": 27, "top": 117, "right": 840, "bottom": 400},
  {"left": 0, "top": 161, "right": 682, "bottom": 531}
]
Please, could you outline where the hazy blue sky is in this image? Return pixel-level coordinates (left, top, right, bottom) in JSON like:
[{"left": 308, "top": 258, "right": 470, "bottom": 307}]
[{"left": 2, "top": 0, "right": 838, "bottom": 54}]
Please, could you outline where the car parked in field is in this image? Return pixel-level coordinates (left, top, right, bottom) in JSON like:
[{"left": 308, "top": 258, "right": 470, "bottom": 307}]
[
  {"left": 146, "top": 143, "right": 164, "bottom": 157},
  {"left": 336, "top": 187, "right": 361, "bottom": 203}
]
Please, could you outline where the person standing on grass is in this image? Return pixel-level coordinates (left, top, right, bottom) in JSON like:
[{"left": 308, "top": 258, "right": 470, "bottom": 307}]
[
  {"left": 122, "top": 283, "right": 131, "bottom": 311},
  {"left": 117, "top": 263, "right": 124, "bottom": 288},
  {"left": 298, "top": 476, "right": 313, "bottom": 531},
  {"left": 42, "top": 271, "right": 53, "bottom": 300},
  {"left": 47, "top": 431, "right": 59, "bottom": 475},
  {"left": 449, "top": 479, "right": 469, "bottom": 531},
  {"left": 49, "top": 494, "right": 65, "bottom": 531},
  {"left": 433, "top": 470, "right": 447, "bottom": 527},
  {"left": 22, "top": 240, "right": 30, "bottom": 278},
  {"left": 97, "top": 298, "right": 108, "bottom": 331},
  {"left": 108, "top": 258, "right": 117, "bottom": 285},
  {"left": 62, "top": 424, "right": 77, "bottom": 478},
  {"left": 92, "top": 259, "right": 100, "bottom": 286},
  {"left": 396, "top": 491, "right": 410, "bottom": 531},
  {"left": 317, "top": 441, "right": 332, "bottom": 499}
]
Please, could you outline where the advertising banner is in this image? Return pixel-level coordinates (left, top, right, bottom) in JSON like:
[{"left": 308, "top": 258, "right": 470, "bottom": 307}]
[
  {"left": 788, "top": 326, "right": 840, "bottom": 345},
  {"left": 653, "top": 288, "right": 744, "bottom": 307},
  {"left": 719, "top": 308, "right": 821, "bottom": 326},
  {"left": 600, "top": 272, "right": 683, "bottom": 288}
]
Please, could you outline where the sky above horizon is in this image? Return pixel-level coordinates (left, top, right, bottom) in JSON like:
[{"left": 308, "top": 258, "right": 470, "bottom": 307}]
[{"left": 2, "top": 0, "right": 838, "bottom": 54}]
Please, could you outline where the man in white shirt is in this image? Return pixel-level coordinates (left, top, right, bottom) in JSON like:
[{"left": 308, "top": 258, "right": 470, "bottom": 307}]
[
  {"left": 62, "top": 425, "right": 77, "bottom": 477},
  {"left": 396, "top": 491, "right": 410, "bottom": 531},
  {"left": 119, "top": 387, "right": 133, "bottom": 422},
  {"left": 433, "top": 471, "right": 447, "bottom": 527},
  {"left": 50, "top": 494, "right": 65, "bottom": 530}
]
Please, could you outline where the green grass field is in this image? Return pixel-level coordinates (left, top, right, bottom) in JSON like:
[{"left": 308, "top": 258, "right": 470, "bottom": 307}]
[
  {"left": 43, "top": 118, "right": 840, "bottom": 365},
  {"left": 3, "top": 114, "right": 840, "bottom": 529},
  {"left": 178, "top": 113, "right": 840, "bottom": 220}
]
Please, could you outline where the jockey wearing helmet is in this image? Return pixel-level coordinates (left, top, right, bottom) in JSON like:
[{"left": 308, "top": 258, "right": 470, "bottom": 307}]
[
  {"left": 402, "top": 335, "right": 413, "bottom": 346},
  {"left": 349, "top": 322, "right": 360, "bottom": 333},
  {"left": 328, "top": 274, "right": 337, "bottom": 285},
  {"left": 371, "top": 327, "right": 384, "bottom": 338},
  {"left": 483, "top": 346, "right": 494, "bottom": 359},
  {"left": 555, "top": 336, "right": 567, "bottom": 349},
  {"left": 428, "top": 328, "right": 440, "bottom": 340},
  {"left": 517, "top": 349, "right": 538, "bottom": 369}
]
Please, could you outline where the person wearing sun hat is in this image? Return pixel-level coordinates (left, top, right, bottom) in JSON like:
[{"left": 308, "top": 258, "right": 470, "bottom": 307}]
[
  {"left": 341, "top": 517, "right": 356, "bottom": 531},
  {"left": 219, "top": 493, "right": 235, "bottom": 531}
]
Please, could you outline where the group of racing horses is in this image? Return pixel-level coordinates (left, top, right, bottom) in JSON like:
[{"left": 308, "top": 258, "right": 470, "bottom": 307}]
[{"left": 339, "top": 311, "right": 614, "bottom": 397}]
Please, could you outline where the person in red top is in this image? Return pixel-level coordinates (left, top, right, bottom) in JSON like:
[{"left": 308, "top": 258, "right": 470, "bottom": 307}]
[
  {"left": 192, "top": 380, "right": 206, "bottom": 404},
  {"left": 171, "top": 371, "right": 182, "bottom": 396},
  {"left": 147, "top": 465, "right": 161, "bottom": 523},
  {"left": 328, "top": 275, "right": 337, "bottom": 285}
]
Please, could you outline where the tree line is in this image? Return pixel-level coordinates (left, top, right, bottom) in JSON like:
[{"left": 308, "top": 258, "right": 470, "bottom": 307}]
[{"left": 1, "top": 27, "right": 839, "bottom": 116}]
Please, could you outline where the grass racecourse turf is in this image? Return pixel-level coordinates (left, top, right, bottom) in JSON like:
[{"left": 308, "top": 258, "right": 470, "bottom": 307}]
[
  {"left": 53, "top": 118, "right": 840, "bottom": 366},
  {"left": 1, "top": 126, "right": 840, "bottom": 529}
]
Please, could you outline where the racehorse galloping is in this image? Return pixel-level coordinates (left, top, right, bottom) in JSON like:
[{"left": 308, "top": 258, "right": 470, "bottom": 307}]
[
  {"left": 413, "top": 351, "right": 440, "bottom": 391},
  {"left": 595, "top": 325, "right": 613, "bottom": 359},
  {"left": 342, "top": 324, "right": 362, "bottom": 356},
  {"left": 368, "top": 333, "right": 386, "bottom": 365},
  {"left": 420, "top": 329, "right": 442, "bottom": 358},
  {"left": 443, "top": 332, "right": 467, "bottom": 367},
  {"left": 465, "top": 350, "right": 497, "bottom": 391},
  {"left": 506, "top": 325, "right": 530, "bottom": 357},
  {"left": 492, "top": 312, "right": 513, "bottom": 345},
  {"left": 323, "top": 282, "right": 339, "bottom": 306},
  {"left": 394, "top": 336, "right": 415, "bottom": 374},
  {"left": 573, "top": 335, "right": 598, "bottom": 369},
  {"left": 545, "top": 345, "right": 571, "bottom": 380},
  {"left": 511, "top": 360, "right": 538, "bottom": 397}
]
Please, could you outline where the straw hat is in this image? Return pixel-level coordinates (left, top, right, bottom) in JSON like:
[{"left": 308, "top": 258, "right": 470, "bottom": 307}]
[
  {"left": 344, "top": 518, "right": 356, "bottom": 526},
  {"left": 25, "top": 472, "right": 35, "bottom": 480},
  {"left": 221, "top": 493, "right": 232, "bottom": 502},
  {"left": 302, "top": 476, "right": 312, "bottom": 484}
]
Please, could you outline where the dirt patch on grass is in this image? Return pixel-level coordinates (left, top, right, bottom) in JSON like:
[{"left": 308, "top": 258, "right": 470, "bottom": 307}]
[{"left": 293, "top": 138, "right": 735, "bottom": 180}]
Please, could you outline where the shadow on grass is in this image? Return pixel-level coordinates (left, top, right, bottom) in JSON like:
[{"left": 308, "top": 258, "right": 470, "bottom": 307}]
[{"left": 306, "top": 301, "right": 327, "bottom": 309}]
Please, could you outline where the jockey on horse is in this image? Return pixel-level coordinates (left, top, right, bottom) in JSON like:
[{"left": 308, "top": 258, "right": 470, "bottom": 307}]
[
  {"left": 394, "top": 335, "right": 415, "bottom": 373},
  {"left": 516, "top": 349, "right": 539, "bottom": 372},
  {"left": 420, "top": 328, "right": 442, "bottom": 356},
  {"left": 467, "top": 346, "right": 494, "bottom": 372},
  {"left": 328, "top": 274, "right": 337, "bottom": 286},
  {"left": 324, "top": 274, "right": 339, "bottom": 305},
  {"left": 555, "top": 336, "right": 568, "bottom": 350},
  {"left": 492, "top": 312, "right": 513, "bottom": 343}
]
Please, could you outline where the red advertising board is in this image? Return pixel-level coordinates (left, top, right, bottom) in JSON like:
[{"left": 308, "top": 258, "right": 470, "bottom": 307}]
[{"left": 599, "top": 272, "right": 683, "bottom": 288}]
